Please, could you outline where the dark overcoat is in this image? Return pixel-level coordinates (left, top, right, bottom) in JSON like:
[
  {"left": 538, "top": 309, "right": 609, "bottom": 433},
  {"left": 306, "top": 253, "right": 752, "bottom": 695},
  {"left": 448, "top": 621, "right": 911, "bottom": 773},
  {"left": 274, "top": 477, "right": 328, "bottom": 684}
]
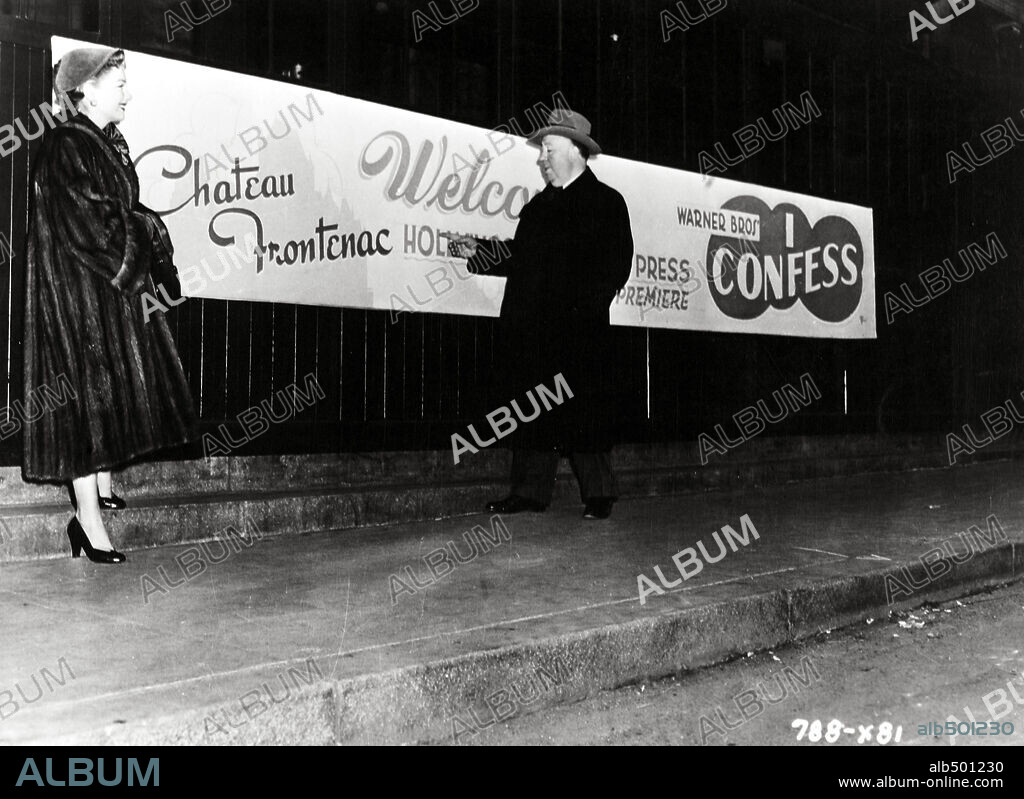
[
  {"left": 468, "top": 166, "right": 633, "bottom": 451},
  {"left": 22, "top": 113, "right": 197, "bottom": 482}
]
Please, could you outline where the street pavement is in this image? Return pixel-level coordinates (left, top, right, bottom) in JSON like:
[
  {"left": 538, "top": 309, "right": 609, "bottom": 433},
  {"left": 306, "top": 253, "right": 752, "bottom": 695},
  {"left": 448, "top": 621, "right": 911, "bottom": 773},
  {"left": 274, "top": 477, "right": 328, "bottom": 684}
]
[{"left": 443, "top": 580, "right": 1024, "bottom": 747}]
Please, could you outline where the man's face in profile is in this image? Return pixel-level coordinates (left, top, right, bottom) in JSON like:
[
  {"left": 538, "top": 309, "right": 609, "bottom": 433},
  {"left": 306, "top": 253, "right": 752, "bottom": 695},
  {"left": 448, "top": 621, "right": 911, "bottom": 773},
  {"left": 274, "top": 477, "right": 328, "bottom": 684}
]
[{"left": 536, "top": 134, "right": 579, "bottom": 186}]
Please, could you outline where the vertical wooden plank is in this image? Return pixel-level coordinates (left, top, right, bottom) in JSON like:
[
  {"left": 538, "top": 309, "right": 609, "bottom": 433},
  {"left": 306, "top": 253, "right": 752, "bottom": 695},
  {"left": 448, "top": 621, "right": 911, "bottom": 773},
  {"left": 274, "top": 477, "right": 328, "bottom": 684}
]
[
  {"left": 246, "top": 301, "right": 276, "bottom": 428},
  {"left": 292, "top": 304, "right": 320, "bottom": 409},
  {"left": 269, "top": 302, "right": 298, "bottom": 446},
  {"left": 437, "top": 313, "right": 461, "bottom": 423},
  {"left": 464, "top": 315, "right": 493, "bottom": 430},
  {"left": 419, "top": 311, "right": 442, "bottom": 424},
  {"left": 200, "top": 297, "right": 228, "bottom": 422},
  {"left": 784, "top": 49, "right": 813, "bottom": 194},
  {"left": 340, "top": 307, "right": 368, "bottom": 429},
  {"left": 455, "top": 314, "right": 481, "bottom": 424},
  {"left": 363, "top": 310, "right": 387, "bottom": 427},
  {"left": 179, "top": 299, "right": 206, "bottom": 417},
  {"left": 400, "top": 312, "right": 425, "bottom": 425},
  {"left": 315, "top": 305, "right": 341, "bottom": 414},
  {"left": 809, "top": 51, "right": 834, "bottom": 200},
  {"left": 223, "top": 300, "right": 254, "bottom": 416},
  {"left": 383, "top": 300, "right": 407, "bottom": 425}
]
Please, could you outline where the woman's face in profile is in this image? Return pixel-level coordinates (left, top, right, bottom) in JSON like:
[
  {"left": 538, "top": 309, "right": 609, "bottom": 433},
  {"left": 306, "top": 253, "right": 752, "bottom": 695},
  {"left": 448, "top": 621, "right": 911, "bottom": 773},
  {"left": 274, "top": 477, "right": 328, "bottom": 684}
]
[{"left": 84, "top": 66, "right": 131, "bottom": 126}]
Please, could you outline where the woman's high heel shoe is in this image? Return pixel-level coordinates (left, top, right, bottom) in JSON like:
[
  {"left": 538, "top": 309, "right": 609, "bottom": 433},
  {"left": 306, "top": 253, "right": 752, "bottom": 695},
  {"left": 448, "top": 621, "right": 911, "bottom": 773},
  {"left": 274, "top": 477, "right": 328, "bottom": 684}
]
[
  {"left": 66, "top": 516, "right": 126, "bottom": 564},
  {"left": 97, "top": 492, "right": 127, "bottom": 510}
]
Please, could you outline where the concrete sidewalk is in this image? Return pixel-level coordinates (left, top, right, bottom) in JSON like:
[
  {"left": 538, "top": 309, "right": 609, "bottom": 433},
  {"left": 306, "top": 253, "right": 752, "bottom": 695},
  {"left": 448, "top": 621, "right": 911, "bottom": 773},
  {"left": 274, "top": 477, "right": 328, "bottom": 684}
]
[{"left": 1, "top": 460, "right": 1022, "bottom": 745}]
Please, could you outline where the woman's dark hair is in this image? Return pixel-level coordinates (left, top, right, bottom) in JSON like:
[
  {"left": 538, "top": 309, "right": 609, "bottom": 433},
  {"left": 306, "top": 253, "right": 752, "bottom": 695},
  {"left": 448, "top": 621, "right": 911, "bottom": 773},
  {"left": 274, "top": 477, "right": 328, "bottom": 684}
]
[{"left": 59, "top": 49, "right": 126, "bottom": 108}]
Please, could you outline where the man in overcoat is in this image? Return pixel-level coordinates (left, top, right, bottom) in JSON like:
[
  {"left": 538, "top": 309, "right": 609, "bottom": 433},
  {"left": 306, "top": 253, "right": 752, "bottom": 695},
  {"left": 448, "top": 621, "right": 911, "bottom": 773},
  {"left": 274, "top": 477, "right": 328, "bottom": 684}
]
[{"left": 451, "top": 110, "right": 633, "bottom": 519}]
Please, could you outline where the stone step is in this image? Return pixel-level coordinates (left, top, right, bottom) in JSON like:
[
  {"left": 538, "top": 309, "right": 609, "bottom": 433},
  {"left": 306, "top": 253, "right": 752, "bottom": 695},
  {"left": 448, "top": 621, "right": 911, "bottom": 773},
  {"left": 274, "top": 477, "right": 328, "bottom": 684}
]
[{"left": 1, "top": 433, "right": 1018, "bottom": 562}]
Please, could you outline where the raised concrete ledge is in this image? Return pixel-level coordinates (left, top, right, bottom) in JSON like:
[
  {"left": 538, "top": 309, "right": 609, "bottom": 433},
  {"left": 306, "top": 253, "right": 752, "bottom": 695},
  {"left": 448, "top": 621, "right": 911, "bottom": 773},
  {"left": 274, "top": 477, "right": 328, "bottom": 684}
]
[{"left": 10, "top": 540, "right": 1019, "bottom": 746}]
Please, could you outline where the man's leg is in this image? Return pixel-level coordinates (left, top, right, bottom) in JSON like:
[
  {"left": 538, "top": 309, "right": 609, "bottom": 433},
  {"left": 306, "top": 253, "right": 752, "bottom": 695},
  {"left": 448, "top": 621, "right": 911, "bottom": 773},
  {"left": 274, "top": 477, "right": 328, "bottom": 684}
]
[
  {"left": 569, "top": 451, "right": 618, "bottom": 518},
  {"left": 510, "top": 449, "right": 560, "bottom": 507}
]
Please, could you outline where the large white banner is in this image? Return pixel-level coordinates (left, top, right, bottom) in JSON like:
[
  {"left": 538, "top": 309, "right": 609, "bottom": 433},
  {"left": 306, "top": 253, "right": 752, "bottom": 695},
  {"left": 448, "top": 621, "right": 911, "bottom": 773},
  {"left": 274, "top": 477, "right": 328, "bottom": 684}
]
[{"left": 54, "top": 37, "right": 876, "bottom": 339}]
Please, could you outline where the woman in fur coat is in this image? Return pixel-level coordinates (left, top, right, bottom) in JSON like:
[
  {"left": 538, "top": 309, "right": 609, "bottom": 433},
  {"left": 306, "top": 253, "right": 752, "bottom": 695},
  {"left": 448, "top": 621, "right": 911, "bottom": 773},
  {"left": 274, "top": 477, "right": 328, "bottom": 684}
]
[{"left": 23, "top": 47, "right": 197, "bottom": 563}]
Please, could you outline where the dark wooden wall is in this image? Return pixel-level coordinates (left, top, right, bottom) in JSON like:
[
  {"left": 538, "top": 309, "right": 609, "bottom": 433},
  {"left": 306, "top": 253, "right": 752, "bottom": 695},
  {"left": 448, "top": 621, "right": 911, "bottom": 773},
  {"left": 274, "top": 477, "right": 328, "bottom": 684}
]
[{"left": 1, "top": 0, "right": 1023, "bottom": 466}]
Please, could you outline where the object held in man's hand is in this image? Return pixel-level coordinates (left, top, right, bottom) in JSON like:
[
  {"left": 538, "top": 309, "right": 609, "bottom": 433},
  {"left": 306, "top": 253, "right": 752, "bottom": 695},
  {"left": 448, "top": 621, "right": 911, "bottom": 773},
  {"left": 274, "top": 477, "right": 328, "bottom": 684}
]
[{"left": 440, "top": 231, "right": 478, "bottom": 259}]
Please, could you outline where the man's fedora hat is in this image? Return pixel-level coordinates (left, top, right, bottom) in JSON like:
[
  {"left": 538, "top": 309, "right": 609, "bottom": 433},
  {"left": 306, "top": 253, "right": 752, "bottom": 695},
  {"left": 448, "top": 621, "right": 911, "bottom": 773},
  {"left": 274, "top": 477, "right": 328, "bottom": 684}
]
[{"left": 528, "top": 109, "right": 602, "bottom": 155}]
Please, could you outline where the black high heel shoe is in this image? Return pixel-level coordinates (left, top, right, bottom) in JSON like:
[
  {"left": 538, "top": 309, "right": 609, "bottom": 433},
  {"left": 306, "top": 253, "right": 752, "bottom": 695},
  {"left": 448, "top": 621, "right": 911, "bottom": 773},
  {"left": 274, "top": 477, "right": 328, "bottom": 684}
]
[
  {"left": 66, "top": 516, "right": 126, "bottom": 564},
  {"left": 67, "top": 485, "right": 128, "bottom": 511},
  {"left": 98, "top": 492, "right": 127, "bottom": 510}
]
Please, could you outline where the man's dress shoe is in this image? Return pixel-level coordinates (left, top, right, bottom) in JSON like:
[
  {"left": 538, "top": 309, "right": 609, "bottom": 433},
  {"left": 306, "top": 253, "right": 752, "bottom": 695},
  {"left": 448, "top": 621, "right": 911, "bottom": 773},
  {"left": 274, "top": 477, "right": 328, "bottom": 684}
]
[
  {"left": 485, "top": 495, "right": 547, "bottom": 513},
  {"left": 582, "top": 498, "right": 614, "bottom": 520}
]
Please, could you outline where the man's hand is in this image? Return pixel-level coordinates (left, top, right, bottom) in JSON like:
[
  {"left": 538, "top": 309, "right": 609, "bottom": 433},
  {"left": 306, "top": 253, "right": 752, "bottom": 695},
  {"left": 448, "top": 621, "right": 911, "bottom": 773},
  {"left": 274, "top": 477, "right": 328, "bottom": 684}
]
[{"left": 443, "top": 232, "right": 478, "bottom": 259}]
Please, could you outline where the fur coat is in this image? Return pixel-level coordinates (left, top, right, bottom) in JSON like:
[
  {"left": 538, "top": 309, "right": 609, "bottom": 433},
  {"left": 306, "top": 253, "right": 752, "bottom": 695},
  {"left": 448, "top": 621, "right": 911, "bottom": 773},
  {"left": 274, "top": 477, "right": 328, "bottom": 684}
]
[{"left": 22, "top": 113, "right": 197, "bottom": 481}]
